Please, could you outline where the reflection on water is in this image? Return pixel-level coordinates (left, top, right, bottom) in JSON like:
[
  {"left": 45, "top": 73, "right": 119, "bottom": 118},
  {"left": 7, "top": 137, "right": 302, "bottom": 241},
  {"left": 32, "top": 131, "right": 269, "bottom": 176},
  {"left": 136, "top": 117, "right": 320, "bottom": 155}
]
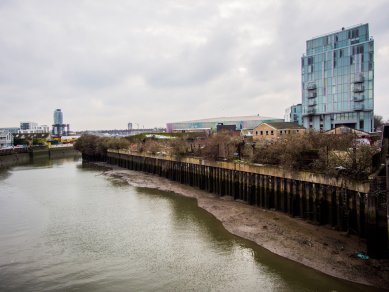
[{"left": 0, "top": 158, "right": 379, "bottom": 291}]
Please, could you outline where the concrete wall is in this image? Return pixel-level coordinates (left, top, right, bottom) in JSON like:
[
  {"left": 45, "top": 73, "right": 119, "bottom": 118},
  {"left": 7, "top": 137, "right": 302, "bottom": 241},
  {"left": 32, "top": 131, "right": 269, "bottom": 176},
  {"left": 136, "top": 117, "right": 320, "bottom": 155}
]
[
  {"left": 0, "top": 147, "right": 80, "bottom": 168},
  {"left": 0, "top": 153, "right": 30, "bottom": 168},
  {"left": 114, "top": 150, "right": 370, "bottom": 193},
  {"left": 49, "top": 147, "right": 80, "bottom": 159}
]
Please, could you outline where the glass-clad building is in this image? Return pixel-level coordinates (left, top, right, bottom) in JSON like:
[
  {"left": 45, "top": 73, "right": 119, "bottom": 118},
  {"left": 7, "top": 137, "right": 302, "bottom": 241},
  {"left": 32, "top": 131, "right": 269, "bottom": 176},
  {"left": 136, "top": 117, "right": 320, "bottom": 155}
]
[
  {"left": 284, "top": 104, "right": 302, "bottom": 126},
  {"left": 52, "top": 109, "right": 69, "bottom": 136},
  {"left": 54, "top": 109, "right": 63, "bottom": 125},
  {"left": 301, "top": 24, "right": 374, "bottom": 132}
]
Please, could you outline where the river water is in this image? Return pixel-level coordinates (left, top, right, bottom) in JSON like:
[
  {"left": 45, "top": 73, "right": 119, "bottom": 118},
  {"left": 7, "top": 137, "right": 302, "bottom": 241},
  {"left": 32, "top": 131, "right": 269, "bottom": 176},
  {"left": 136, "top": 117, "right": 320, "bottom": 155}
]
[{"left": 0, "top": 158, "right": 377, "bottom": 291}]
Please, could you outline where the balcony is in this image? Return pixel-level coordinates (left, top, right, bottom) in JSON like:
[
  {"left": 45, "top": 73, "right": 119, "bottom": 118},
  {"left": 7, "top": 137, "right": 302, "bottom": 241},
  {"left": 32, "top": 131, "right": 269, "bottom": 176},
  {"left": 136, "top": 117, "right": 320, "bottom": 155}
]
[
  {"left": 308, "top": 91, "right": 317, "bottom": 98},
  {"left": 353, "top": 95, "right": 365, "bottom": 102},
  {"left": 352, "top": 84, "right": 364, "bottom": 93},
  {"left": 353, "top": 104, "right": 364, "bottom": 111},
  {"left": 353, "top": 73, "right": 364, "bottom": 83},
  {"left": 308, "top": 100, "right": 316, "bottom": 106},
  {"left": 307, "top": 108, "right": 316, "bottom": 114},
  {"left": 307, "top": 83, "right": 317, "bottom": 90}
]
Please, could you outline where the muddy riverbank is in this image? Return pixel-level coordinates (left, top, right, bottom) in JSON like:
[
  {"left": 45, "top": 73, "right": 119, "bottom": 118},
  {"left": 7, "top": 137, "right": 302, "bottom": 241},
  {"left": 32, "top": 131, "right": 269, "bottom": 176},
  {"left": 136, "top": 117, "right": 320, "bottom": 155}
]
[{"left": 95, "top": 162, "right": 389, "bottom": 289}]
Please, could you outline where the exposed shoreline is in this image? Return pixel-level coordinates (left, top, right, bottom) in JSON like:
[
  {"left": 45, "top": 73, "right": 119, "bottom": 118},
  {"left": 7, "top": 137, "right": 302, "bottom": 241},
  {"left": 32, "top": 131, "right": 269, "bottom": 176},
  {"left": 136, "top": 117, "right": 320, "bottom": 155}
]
[{"left": 93, "top": 162, "right": 389, "bottom": 289}]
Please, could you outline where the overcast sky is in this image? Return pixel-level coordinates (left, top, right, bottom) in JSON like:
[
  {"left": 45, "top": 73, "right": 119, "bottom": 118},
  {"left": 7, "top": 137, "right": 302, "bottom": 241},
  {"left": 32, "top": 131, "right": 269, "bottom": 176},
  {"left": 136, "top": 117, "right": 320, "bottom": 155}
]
[{"left": 1, "top": 0, "right": 388, "bottom": 130}]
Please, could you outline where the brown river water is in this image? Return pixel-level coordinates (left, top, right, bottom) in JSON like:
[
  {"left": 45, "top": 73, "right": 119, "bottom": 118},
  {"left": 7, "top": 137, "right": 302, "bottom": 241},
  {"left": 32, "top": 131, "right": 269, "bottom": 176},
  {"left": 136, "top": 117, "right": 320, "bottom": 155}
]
[{"left": 0, "top": 158, "right": 380, "bottom": 291}]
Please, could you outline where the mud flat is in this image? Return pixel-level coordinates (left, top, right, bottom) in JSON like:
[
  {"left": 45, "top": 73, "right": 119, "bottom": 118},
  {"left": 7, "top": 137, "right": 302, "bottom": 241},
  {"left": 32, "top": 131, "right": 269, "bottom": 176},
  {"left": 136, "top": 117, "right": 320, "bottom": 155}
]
[{"left": 95, "top": 162, "right": 389, "bottom": 289}]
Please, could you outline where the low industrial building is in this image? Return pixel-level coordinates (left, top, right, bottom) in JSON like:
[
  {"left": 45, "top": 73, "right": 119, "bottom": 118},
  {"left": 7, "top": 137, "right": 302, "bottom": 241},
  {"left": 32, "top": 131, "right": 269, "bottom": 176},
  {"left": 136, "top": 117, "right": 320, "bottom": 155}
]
[
  {"left": 166, "top": 115, "right": 283, "bottom": 133},
  {"left": 253, "top": 122, "right": 306, "bottom": 141}
]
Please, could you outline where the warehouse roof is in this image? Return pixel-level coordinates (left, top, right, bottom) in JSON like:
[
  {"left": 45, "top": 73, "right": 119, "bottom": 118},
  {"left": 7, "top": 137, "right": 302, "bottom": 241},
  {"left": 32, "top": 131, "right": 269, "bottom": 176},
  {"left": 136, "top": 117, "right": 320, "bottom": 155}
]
[
  {"left": 169, "top": 115, "right": 282, "bottom": 124},
  {"left": 259, "top": 122, "right": 306, "bottom": 130}
]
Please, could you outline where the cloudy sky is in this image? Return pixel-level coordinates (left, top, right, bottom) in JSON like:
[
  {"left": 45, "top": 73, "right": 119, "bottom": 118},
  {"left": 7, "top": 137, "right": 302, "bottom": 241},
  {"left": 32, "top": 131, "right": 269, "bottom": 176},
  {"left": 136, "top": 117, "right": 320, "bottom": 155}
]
[{"left": 1, "top": 0, "right": 388, "bottom": 130}]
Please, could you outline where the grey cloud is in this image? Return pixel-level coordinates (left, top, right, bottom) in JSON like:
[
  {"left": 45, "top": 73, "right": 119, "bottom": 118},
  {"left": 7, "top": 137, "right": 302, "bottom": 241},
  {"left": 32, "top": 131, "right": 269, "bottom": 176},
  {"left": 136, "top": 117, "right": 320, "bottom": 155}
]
[
  {"left": 145, "top": 32, "right": 236, "bottom": 87},
  {"left": 0, "top": 0, "right": 388, "bottom": 130}
]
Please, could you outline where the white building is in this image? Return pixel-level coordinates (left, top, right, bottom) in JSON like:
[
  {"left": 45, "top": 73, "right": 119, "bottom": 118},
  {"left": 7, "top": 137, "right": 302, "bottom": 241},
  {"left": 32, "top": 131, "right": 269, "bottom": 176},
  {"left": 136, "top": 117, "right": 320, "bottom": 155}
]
[
  {"left": 0, "top": 130, "right": 14, "bottom": 148},
  {"left": 19, "top": 122, "right": 49, "bottom": 134}
]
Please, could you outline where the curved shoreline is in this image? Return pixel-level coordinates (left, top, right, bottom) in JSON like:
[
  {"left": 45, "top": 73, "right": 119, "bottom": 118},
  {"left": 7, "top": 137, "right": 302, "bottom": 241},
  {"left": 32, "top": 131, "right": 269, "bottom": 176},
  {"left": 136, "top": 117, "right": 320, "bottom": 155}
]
[{"left": 95, "top": 162, "right": 389, "bottom": 289}]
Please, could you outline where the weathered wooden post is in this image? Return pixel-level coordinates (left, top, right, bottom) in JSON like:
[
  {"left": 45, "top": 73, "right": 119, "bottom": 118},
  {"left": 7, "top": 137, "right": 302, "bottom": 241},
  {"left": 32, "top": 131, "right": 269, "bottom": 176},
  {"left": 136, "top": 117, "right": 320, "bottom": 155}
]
[
  {"left": 291, "top": 180, "right": 298, "bottom": 216},
  {"left": 387, "top": 155, "right": 389, "bottom": 256},
  {"left": 273, "top": 177, "right": 278, "bottom": 210},
  {"left": 254, "top": 174, "right": 259, "bottom": 206},
  {"left": 285, "top": 179, "right": 291, "bottom": 215},
  {"left": 268, "top": 176, "right": 274, "bottom": 209},
  {"left": 259, "top": 175, "right": 264, "bottom": 207},
  {"left": 366, "top": 190, "right": 379, "bottom": 257},
  {"left": 298, "top": 181, "right": 304, "bottom": 218}
]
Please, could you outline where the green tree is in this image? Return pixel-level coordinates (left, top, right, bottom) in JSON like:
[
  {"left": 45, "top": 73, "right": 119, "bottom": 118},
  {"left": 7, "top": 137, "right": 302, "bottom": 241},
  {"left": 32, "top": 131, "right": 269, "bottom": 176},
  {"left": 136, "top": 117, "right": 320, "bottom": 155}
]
[
  {"left": 73, "top": 134, "right": 100, "bottom": 156},
  {"left": 74, "top": 135, "right": 130, "bottom": 159}
]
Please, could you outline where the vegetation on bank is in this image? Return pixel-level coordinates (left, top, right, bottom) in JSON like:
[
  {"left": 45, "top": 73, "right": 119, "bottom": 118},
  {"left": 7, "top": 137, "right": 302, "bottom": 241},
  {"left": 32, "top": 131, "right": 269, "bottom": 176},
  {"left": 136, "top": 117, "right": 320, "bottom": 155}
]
[
  {"left": 73, "top": 134, "right": 130, "bottom": 159},
  {"left": 125, "top": 132, "right": 205, "bottom": 142},
  {"left": 13, "top": 136, "right": 47, "bottom": 146},
  {"left": 74, "top": 131, "right": 380, "bottom": 180}
]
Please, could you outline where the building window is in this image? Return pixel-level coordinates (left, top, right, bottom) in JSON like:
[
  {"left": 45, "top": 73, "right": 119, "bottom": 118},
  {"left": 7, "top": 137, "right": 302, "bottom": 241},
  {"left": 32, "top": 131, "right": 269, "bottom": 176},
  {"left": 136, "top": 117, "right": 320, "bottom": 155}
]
[
  {"left": 266, "top": 131, "right": 268, "bottom": 135},
  {"left": 297, "top": 130, "right": 299, "bottom": 133},
  {"left": 256, "top": 131, "right": 258, "bottom": 135},
  {"left": 260, "top": 131, "right": 263, "bottom": 135},
  {"left": 271, "top": 130, "right": 274, "bottom": 135}
]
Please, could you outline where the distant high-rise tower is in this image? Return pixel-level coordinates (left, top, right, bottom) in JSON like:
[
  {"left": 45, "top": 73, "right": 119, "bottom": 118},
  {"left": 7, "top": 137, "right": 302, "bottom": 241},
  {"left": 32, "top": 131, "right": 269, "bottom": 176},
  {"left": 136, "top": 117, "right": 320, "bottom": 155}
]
[
  {"left": 54, "top": 109, "right": 63, "bottom": 125},
  {"left": 52, "top": 109, "right": 69, "bottom": 136},
  {"left": 301, "top": 24, "right": 374, "bottom": 132},
  {"left": 128, "top": 122, "right": 133, "bottom": 130}
]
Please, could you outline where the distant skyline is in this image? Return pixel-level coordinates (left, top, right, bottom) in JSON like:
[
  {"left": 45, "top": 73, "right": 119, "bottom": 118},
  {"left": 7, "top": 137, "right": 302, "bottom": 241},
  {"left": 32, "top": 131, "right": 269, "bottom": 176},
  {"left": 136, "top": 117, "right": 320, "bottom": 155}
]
[{"left": 1, "top": 1, "right": 389, "bottom": 131}]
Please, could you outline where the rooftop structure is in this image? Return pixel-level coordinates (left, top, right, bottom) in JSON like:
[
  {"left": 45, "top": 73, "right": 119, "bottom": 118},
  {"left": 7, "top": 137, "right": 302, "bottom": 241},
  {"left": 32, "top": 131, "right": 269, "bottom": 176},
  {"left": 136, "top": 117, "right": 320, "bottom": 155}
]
[{"left": 166, "top": 115, "right": 284, "bottom": 133}]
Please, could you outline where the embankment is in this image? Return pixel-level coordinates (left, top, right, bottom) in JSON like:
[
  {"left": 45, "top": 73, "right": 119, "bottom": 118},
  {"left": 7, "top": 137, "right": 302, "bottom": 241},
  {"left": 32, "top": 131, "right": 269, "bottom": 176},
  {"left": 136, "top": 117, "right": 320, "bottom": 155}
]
[
  {"left": 104, "top": 150, "right": 388, "bottom": 260},
  {"left": 0, "top": 146, "right": 80, "bottom": 168},
  {"left": 0, "top": 152, "right": 30, "bottom": 168}
]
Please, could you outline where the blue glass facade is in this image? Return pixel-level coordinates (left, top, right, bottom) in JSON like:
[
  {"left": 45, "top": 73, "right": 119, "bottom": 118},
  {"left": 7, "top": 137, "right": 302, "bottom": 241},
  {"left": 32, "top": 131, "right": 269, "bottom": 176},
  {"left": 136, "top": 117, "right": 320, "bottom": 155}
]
[
  {"left": 284, "top": 104, "right": 302, "bottom": 126},
  {"left": 54, "top": 109, "right": 63, "bottom": 125},
  {"left": 301, "top": 24, "right": 374, "bottom": 132}
]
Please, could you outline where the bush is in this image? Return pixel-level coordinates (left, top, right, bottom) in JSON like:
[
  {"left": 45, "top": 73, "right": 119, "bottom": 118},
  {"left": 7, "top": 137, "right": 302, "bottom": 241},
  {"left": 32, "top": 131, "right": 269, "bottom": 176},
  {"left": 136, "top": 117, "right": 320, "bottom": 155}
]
[
  {"left": 251, "top": 132, "right": 378, "bottom": 178},
  {"left": 200, "top": 131, "right": 240, "bottom": 160},
  {"left": 74, "top": 134, "right": 130, "bottom": 158}
]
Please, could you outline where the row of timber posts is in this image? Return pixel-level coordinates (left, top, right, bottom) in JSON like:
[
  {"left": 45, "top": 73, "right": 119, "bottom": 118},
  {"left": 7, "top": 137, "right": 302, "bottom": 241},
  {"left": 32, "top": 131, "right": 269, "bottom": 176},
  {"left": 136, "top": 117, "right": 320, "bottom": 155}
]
[{"left": 103, "top": 151, "right": 388, "bottom": 258}]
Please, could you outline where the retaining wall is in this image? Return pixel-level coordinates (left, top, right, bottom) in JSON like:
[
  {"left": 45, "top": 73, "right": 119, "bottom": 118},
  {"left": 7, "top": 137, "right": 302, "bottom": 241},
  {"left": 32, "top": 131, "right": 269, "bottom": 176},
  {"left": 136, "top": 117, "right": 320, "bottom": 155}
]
[
  {"left": 0, "top": 152, "right": 30, "bottom": 168},
  {"left": 104, "top": 150, "right": 388, "bottom": 258}
]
